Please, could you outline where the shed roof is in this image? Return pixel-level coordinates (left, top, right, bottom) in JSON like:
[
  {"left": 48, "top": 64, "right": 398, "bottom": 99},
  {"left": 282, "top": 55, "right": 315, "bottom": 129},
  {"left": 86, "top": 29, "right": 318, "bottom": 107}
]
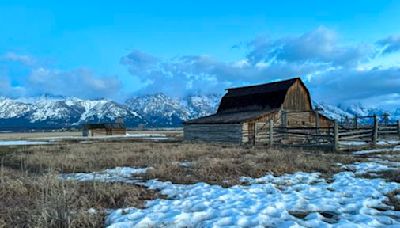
[
  {"left": 83, "top": 123, "right": 126, "bottom": 129},
  {"left": 184, "top": 110, "right": 278, "bottom": 124}
]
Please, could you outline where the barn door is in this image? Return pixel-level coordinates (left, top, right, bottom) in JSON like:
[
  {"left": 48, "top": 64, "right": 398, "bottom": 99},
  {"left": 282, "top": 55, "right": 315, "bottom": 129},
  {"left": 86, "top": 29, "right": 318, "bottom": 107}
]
[{"left": 248, "top": 123, "right": 256, "bottom": 145}]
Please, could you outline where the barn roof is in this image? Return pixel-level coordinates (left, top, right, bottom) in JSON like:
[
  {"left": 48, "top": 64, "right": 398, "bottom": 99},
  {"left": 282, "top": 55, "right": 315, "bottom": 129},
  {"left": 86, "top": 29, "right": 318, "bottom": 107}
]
[
  {"left": 217, "top": 78, "right": 302, "bottom": 113},
  {"left": 184, "top": 77, "right": 314, "bottom": 125},
  {"left": 83, "top": 123, "right": 126, "bottom": 129}
]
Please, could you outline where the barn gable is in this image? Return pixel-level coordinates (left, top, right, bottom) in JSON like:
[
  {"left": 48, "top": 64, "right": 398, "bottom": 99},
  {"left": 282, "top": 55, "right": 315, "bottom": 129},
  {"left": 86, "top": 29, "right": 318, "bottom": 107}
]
[
  {"left": 282, "top": 79, "right": 312, "bottom": 111},
  {"left": 216, "top": 78, "right": 311, "bottom": 114}
]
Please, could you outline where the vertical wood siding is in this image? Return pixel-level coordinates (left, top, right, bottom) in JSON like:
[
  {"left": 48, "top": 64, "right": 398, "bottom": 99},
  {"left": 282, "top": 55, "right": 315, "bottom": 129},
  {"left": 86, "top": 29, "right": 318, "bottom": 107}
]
[{"left": 183, "top": 124, "right": 243, "bottom": 143}]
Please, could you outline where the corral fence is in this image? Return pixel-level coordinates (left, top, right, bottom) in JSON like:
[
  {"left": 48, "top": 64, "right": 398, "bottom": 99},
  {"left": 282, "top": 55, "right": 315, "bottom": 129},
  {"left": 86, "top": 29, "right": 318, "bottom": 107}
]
[{"left": 253, "top": 115, "right": 400, "bottom": 151}]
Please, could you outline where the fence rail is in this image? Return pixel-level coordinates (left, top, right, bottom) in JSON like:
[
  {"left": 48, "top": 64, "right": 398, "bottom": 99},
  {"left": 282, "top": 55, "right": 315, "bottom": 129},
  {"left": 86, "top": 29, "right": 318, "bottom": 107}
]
[{"left": 252, "top": 117, "right": 400, "bottom": 151}]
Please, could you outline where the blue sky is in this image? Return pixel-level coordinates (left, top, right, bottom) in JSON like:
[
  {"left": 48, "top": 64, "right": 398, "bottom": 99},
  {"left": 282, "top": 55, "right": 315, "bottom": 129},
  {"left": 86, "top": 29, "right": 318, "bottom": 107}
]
[{"left": 1, "top": 0, "right": 400, "bottom": 109}]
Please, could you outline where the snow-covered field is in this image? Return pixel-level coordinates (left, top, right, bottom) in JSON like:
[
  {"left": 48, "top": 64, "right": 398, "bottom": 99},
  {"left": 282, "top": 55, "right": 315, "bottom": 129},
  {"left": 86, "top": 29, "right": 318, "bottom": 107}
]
[
  {"left": 44, "top": 133, "right": 169, "bottom": 141},
  {"left": 340, "top": 140, "right": 400, "bottom": 147},
  {"left": 62, "top": 148, "right": 400, "bottom": 227},
  {"left": 0, "top": 140, "right": 49, "bottom": 146}
]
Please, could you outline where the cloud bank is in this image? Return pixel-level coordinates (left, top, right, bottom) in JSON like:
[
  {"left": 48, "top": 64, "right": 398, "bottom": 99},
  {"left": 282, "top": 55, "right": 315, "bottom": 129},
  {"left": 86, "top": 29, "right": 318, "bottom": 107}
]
[
  {"left": 122, "top": 27, "right": 400, "bottom": 109},
  {"left": 0, "top": 52, "right": 122, "bottom": 99},
  {"left": 2, "top": 27, "right": 400, "bottom": 109}
]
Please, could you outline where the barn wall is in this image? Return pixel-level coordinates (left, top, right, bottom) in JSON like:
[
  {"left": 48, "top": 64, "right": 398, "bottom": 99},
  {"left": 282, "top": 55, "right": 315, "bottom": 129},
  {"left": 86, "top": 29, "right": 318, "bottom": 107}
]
[
  {"left": 184, "top": 124, "right": 242, "bottom": 143},
  {"left": 242, "top": 111, "right": 281, "bottom": 144},
  {"left": 83, "top": 128, "right": 127, "bottom": 137},
  {"left": 91, "top": 129, "right": 108, "bottom": 136},
  {"left": 286, "top": 112, "right": 333, "bottom": 128},
  {"left": 282, "top": 80, "right": 312, "bottom": 111},
  {"left": 246, "top": 111, "right": 333, "bottom": 145},
  {"left": 82, "top": 128, "right": 89, "bottom": 137},
  {"left": 110, "top": 129, "right": 127, "bottom": 135}
]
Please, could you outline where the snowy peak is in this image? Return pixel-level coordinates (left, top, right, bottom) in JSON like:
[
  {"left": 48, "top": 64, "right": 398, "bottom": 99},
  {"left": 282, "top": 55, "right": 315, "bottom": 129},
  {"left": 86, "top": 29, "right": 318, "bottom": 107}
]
[
  {"left": 0, "top": 97, "right": 143, "bottom": 130},
  {"left": 0, "top": 97, "right": 33, "bottom": 119},
  {"left": 77, "top": 99, "right": 140, "bottom": 123},
  {"left": 185, "top": 94, "right": 221, "bottom": 118},
  {"left": 315, "top": 101, "right": 398, "bottom": 123},
  {"left": 2, "top": 94, "right": 399, "bottom": 131},
  {"left": 125, "top": 93, "right": 222, "bottom": 127},
  {"left": 126, "top": 93, "right": 189, "bottom": 119}
]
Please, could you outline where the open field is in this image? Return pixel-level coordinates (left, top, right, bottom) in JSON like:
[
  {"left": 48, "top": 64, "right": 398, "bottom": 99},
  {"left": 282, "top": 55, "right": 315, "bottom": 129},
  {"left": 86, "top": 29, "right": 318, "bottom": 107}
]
[
  {"left": 0, "top": 139, "right": 399, "bottom": 227},
  {"left": 0, "top": 130, "right": 182, "bottom": 140}
]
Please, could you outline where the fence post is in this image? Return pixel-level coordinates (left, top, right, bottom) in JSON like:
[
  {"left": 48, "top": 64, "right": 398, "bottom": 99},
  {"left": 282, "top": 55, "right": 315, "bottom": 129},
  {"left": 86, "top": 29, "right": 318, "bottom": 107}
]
[
  {"left": 397, "top": 120, "right": 400, "bottom": 140},
  {"left": 281, "top": 110, "right": 287, "bottom": 128},
  {"left": 315, "top": 110, "right": 320, "bottom": 134},
  {"left": 354, "top": 115, "right": 358, "bottom": 129},
  {"left": 254, "top": 123, "right": 257, "bottom": 146},
  {"left": 372, "top": 115, "right": 378, "bottom": 146},
  {"left": 269, "top": 119, "right": 274, "bottom": 147},
  {"left": 334, "top": 121, "right": 339, "bottom": 151}
]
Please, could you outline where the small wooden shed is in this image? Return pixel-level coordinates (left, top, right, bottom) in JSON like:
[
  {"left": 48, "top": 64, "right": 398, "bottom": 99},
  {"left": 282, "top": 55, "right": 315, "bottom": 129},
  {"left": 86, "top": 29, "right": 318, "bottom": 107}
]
[
  {"left": 184, "top": 78, "right": 333, "bottom": 144},
  {"left": 82, "top": 123, "right": 127, "bottom": 137}
]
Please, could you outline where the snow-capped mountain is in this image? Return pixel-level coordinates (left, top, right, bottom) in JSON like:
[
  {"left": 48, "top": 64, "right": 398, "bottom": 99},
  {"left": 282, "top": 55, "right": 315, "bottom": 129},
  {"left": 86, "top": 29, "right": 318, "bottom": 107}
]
[
  {"left": 185, "top": 94, "right": 221, "bottom": 118},
  {"left": 0, "top": 93, "right": 221, "bottom": 130},
  {"left": 125, "top": 93, "right": 221, "bottom": 127},
  {"left": 126, "top": 93, "right": 190, "bottom": 127},
  {"left": 1, "top": 93, "right": 399, "bottom": 131},
  {"left": 315, "top": 102, "right": 398, "bottom": 124},
  {"left": 0, "top": 96, "right": 143, "bottom": 131}
]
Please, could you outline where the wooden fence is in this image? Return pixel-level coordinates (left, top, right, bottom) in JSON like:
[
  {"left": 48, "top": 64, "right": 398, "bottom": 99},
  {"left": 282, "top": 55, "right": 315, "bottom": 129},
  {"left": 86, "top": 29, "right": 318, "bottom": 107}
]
[{"left": 254, "top": 118, "right": 400, "bottom": 151}]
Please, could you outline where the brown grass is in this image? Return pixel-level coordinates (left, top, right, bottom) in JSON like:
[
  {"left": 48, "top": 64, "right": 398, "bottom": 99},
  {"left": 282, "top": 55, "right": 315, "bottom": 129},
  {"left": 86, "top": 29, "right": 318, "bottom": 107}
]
[
  {"left": 366, "top": 169, "right": 400, "bottom": 183},
  {"left": 0, "top": 141, "right": 363, "bottom": 226},
  {"left": 0, "top": 167, "right": 161, "bottom": 227},
  {"left": 386, "top": 189, "right": 400, "bottom": 211},
  {"left": 2, "top": 142, "right": 358, "bottom": 186}
]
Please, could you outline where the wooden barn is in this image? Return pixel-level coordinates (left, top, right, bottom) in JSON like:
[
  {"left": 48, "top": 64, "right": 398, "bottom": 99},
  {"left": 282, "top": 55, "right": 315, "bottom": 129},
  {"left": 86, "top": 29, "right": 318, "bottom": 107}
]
[
  {"left": 184, "top": 78, "right": 333, "bottom": 144},
  {"left": 82, "top": 122, "right": 127, "bottom": 137}
]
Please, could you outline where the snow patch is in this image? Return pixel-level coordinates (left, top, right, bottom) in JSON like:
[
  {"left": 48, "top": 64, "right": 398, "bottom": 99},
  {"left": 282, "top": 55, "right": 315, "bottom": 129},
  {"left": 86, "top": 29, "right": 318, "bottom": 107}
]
[
  {"left": 106, "top": 171, "right": 400, "bottom": 227},
  {"left": 0, "top": 140, "right": 49, "bottom": 146},
  {"left": 353, "top": 149, "right": 392, "bottom": 155},
  {"left": 377, "top": 140, "right": 400, "bottom": 146},
  {"left": 61, "top": 163, "right": 400, "bottom": 227},
  {"left": 61, "top": 167, "right": 150, "bottom": 184},
  {"left": 339, "top": 141, "right": 368, "bottom": 146}
]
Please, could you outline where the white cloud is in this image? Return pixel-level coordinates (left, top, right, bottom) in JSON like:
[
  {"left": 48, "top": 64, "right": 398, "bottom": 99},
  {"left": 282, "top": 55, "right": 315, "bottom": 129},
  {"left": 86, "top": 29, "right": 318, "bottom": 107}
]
[
  {"left": 0, "top": 53, "right": 123, "bottom": 99},
  {"left": 0, "top": 52, "right": 36, "bottom": 66},
  {"left": 28, "top": 68, "right": 122, "bottom": 98},
  {"left": 122, "top": 28, "right": 400, "bottom": 109},
  {"left": 377, "top": 35, "right": 400, "bottom": 55}
]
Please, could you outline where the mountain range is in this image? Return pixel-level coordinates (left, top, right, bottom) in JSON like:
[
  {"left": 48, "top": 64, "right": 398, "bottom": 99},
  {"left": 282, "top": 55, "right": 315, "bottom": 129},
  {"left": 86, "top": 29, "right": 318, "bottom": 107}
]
[{"left": 0, "top": 94, "right": 399, "bottom": 131}]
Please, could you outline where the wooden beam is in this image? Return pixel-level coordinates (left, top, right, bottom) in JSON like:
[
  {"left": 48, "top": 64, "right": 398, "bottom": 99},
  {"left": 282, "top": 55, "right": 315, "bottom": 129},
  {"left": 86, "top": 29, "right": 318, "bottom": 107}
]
[
  {"left": 338, "top": 129, "right": 373, "bottom": 136},
  {"left": 354, "top": 115, "right": 358, "bottom": 129},
  {"left": 269, "top": 119, "right": 274, "bottom": 147},
  {"left": 334, "top": 121, "right": 339, "bottom": 152},
  {"left": 372, "top": 115, "right": 378, "bottom": 146},
  {"left": 315, "top": 111, "right": 320, "bottom": 134},
  {"left": 281, "top": 110, "right": 287, "bottom": 127},
  {"left": 398, "top": 120, "right": 400, "bottom": 140}
]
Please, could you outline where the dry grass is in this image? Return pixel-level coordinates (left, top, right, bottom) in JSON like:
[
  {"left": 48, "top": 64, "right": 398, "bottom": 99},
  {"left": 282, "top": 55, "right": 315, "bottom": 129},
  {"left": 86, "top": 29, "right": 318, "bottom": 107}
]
[
  {"left": 2, "top": 142, "right": 358, "bottom": 186},
  {"left": 0, "top": 167, "right": 161, "bottom": 228},
  {"left": 0, "top": 141, "right": 363, "bottom": 226},
  {"left": 364, "top": 169, "right": 400, "bottom": 183},
  {"left": 386, "top": 189, "right": 400, "bottom": 211}
]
